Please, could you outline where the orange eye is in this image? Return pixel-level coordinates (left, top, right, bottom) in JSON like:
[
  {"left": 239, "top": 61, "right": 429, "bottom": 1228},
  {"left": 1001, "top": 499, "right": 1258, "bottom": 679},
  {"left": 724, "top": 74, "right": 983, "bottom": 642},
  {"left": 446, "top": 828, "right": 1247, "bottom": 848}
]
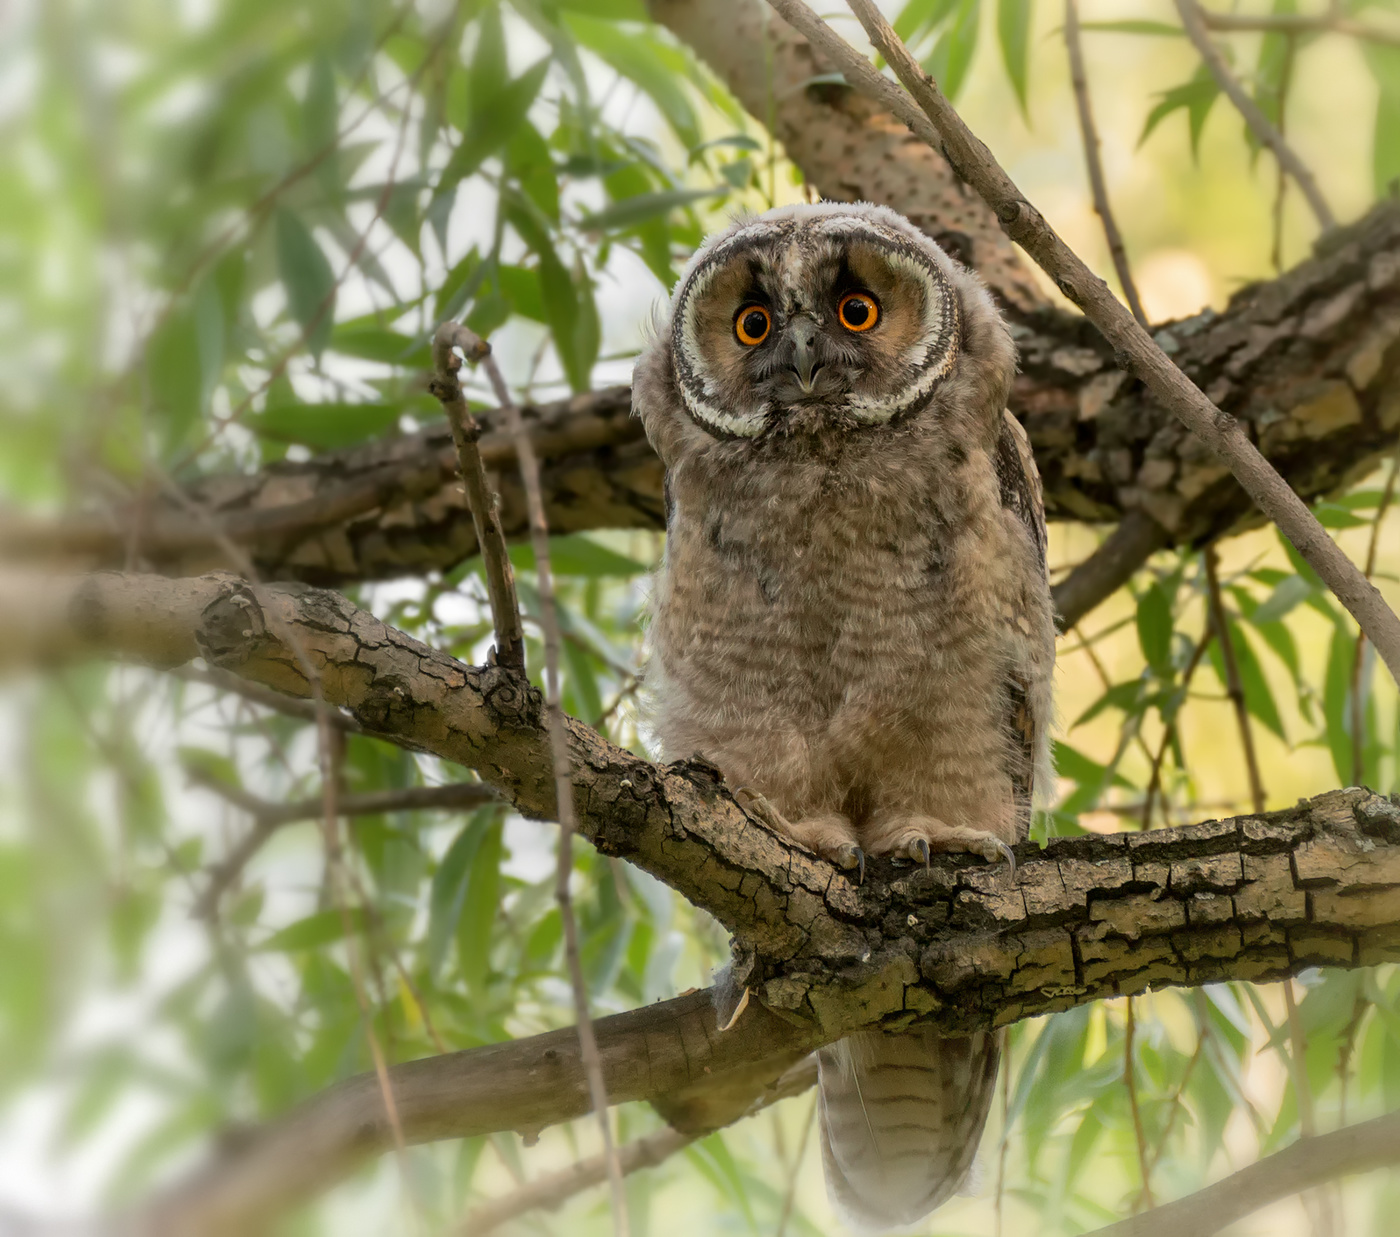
[
  {"left": 838, "top": 291, "right": 880, "bottom": 332},
  {"left": 734, "top": 304, "right": 771, "bottom": 346}
]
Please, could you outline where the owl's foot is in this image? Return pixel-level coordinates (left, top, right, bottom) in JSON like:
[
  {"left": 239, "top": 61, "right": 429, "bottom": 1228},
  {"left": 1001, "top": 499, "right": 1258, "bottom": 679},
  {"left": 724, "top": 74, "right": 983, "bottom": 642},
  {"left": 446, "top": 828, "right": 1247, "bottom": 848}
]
[
  {"left": 865, "top": 816, "right": 1017, "bottom": 879},
  {"left": 734, "top": 790, "right": 865, "bottom": 883}
]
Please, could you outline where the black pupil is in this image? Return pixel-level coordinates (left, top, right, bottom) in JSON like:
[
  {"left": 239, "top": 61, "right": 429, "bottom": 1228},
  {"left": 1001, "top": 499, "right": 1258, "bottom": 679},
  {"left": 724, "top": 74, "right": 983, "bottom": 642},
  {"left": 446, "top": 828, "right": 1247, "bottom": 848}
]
[
  {"left": 742, "top": 310, "right": 767, "bottom": 339},
  {"left": 844, "top": 296, "right": 870, "bottom": 326}
]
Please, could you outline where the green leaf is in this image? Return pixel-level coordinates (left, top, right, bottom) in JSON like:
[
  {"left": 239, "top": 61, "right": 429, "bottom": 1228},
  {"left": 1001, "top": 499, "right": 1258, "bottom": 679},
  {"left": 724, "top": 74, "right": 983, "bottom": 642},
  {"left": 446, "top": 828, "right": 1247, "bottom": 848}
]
[
  {"left": 427, "top": 817, "right": 491, "bottom": 979},
  {"left": 1251, "top": 573, "right": 1312, "bottom": 625},
  {"left": 457, "top": 820, "right": 502, "bottom": 994},
  {"left": 922, "top": 0, "right": 981, "bottom": 102},
  {"left": 508, "top": 533, "right": 648, "bottom": 577},
  {"left": 1314, "top": 501, "right": 1370, "bottom": 529},
  {"left": 894, "top": 0, "right": 959, "bottom": 43},
  {"left": 259, "top": 909, "right": 367, "bottom": 952},
  {"left": 1140, "top": 65, "right": 1220, "bottom": 157},
  {"left": 1136, "top": 583, "right": 1174, "bottom": 676},
  {"left": 439, "top": 58, "right": 550, "bottom": 191},
  {"left": 329, "top": 325, "right": 428, "bottom": 366},
  {"left": 1365, "top": 43, "right": 1400, "bottom": 196},
  {"left": 997, "top": 0, "right": 1032, "bottom": 119},
  {"left": 247, "top": 401, "right": 401, "bottom": 451},
  {"left": 274, "top": 209, "right": 336, "bottom": 358},
  {"left": 304, "top": 51, "right": 340, "bottom": 195},
  {"left": 565, "top": 15, "right": 701, "bottom": 148},
  {"left": 582, "top": 187, "right": 726, "bottom": 233},
  {"left": 1232, "top": 621, "right": 1285, "bottom": 740},
  {"left": 436, "top": 247, "right": 486, "bottom": 323},
  {"left": 1324, "top": 619, "right": 1359, "bottom": 783},
  {"left": 1080, "top": 20, "right": 1182, "bottom": 36},
  {"left": 1073, "top": 680, "right": 1144, "bottom": 728}
]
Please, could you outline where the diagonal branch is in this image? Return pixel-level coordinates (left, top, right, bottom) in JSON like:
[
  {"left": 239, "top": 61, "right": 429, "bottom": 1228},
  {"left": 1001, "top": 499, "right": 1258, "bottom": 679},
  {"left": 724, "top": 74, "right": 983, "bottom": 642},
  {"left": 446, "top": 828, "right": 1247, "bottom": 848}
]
[
  {"left": 1088, "top": 1107, "right": 1400, "bottom": 1237},
  {"left": 1174, "top": 0, "right": 1336, "bottom": 233},
  {"left": 772, "top": 0, "right": 1400, "bottom": 689}
]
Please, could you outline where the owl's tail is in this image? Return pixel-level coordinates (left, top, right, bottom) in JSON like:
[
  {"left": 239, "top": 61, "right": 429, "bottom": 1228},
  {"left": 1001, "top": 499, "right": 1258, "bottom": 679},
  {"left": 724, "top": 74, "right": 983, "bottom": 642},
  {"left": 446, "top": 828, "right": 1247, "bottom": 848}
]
[{"left": 816, "top": 1028, "right": 1000, "bottom": 1232}]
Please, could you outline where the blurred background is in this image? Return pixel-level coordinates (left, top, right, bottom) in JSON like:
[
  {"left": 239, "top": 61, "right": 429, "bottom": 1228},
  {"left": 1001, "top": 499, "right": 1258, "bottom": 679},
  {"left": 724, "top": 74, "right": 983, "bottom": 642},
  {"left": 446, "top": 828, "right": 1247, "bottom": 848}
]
[{"left": 1, "top": 0, "right": 1400, "bottom": 1233}]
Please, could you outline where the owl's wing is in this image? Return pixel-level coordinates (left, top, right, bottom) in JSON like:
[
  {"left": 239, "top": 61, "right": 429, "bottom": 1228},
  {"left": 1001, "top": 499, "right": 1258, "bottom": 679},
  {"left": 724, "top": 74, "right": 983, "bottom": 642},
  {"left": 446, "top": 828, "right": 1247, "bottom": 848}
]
[{"left": 994, "top": 410, "right": 1050, "bottom": 821}]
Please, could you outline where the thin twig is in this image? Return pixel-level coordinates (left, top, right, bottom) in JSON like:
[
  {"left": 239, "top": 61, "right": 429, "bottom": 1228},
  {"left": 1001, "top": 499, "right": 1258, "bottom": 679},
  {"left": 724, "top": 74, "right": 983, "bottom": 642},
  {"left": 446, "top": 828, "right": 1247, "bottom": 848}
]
[
  {"left": 190, "top": 776, "right": 498, "bottom": 917},
  {"left": 174, "top": 664, "right": 364, "bottom": 732},
  {"left": 1065, "top": 0, "right": 1148, "bottom": 326},
  {"left": 1200, "top": 8, "right": 1400, "bottom": 49},
  {"left": 1204, "top": 547, "right": 1266, "bottom": 815},
  {"left": 461, "top": 1128, "right": 692, "bottom": 1235},
  {"left": 430, "top": 324, "right": 526, "bottom": 669},
  {"left": 1144, "top": 1034, "right": 1203, "bottom": 1178},
  {"left": 772, "top": 0, "right": 1400, "bottom": 688},
  {"left": 1270, "top": 37, "right": 1297, "bottom": 274},
  {"left": 994, "top": 1041, "right": 1010, "bottom": 1237},
  {"left": 1141, "top": 628, "right": 1213, "bottom": 829},
  {"left": 1282, "top": 979, "right": 1338, "bottom": 1237},
  {"left": 1174, "top": 0, "right": 1336, "bottom": 232},
  {"left": 149, "top": 475, "right": 416, "bottom": 1195},
  {"left": 454, "top": 326, "right": 629, "bottom": 1237},
  {"left": 1125, "top": 997, "right": 1155, "bottom": 1210},
  {"left": 1351, "top": 447, "right": 1400, "bottom": 782},
  {"left": 775, "top": 1092, "right": 818, "bottom": 1237}
]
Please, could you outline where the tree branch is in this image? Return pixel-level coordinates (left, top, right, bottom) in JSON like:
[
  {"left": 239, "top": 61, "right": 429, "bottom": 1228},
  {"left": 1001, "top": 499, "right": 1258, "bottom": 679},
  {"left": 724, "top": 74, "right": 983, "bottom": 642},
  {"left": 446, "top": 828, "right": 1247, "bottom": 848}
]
[
  {"left": 10, "top": 569, "right": 1395, "bottom": 1233},
  {"left": 1088, "top": 1108, "right": 1400, "bottom": 1237},
  {"left": 775, "top": 0, "right": 1400, "bottom": 688},
  {"left": 1065, "top": 0, "right": 1149, "bottom": 326},
  {"left": 457, "top": 1058, "right": 817, "bottom": 1236},
  {"left": 1174, "top": 0, "right": 1336, "bottom": 233},
  {"left": 1199, "top": 8, "right": 1400, "bottom": 50}
]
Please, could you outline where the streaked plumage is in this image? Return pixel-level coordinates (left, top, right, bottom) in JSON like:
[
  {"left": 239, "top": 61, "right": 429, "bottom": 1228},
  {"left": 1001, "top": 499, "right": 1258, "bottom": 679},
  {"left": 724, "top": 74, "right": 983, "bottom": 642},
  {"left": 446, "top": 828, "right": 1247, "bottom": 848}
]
[{"left": 633, "top": 202, "right": 1055, "bottom": 1231}]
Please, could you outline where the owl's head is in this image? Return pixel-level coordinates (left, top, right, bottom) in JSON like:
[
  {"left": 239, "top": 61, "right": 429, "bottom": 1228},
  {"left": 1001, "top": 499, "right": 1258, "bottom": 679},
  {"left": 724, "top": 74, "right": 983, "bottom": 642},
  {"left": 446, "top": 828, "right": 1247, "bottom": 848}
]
[{"left": 655, "top": 202, "right": 998, "bottom": 440}]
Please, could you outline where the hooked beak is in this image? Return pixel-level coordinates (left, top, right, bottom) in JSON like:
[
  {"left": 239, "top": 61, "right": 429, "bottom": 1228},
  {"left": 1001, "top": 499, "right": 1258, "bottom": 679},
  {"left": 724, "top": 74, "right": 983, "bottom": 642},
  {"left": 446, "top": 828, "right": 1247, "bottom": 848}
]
[{"left": 786, "top": 316, "right": 823, "bottom": 393}]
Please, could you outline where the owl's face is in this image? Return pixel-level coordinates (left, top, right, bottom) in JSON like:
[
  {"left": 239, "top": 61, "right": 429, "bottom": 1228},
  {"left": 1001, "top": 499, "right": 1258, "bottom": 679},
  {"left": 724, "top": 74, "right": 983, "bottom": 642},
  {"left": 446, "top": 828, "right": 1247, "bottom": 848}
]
[{"left": 667, "top": 204, "right": 963, "bottom": 438}]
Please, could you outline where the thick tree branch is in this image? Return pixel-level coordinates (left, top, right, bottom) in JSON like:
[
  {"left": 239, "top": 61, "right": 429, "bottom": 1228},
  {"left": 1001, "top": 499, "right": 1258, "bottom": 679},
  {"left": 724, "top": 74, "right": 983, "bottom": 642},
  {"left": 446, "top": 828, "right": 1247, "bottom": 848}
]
[
  {"left": 1089, "top": 1108, "right": 1400, "bottom": 1237},
  {"left": 10, "top": 569, "right": 1397, "bottom": 1233}
]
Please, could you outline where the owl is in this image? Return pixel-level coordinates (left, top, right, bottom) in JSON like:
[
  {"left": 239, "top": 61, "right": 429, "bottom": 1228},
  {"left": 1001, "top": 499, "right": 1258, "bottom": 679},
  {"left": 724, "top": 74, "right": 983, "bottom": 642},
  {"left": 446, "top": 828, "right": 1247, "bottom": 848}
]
[{"left": 632, "top": 202, "right": 1056, "bottom": 1230}]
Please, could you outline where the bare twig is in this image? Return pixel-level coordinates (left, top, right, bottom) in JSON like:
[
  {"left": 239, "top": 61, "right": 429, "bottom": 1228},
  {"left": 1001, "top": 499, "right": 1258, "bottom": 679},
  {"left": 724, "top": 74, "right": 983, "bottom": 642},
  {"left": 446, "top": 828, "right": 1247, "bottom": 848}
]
[
  {"left": 1204, "top": 547, "right": 1266, "bottom": 814},
  {"left": 771, "top": 0, "right": 1400, "bottom": 688},
  {"left": 454, "top": 327, "right": 629, "bottom": 1237},
  {"left": 461, "top": 1128, "right": 694, "bottom": 1235},
  {"left": 1125, "top": 997, "right": 1155, "bottom": 1210},
  {"left": 1065, "top": 0, "right": 1148, "bottom": 326},
  {"left": 1140, "top": 628, "right": 1213, "bottom": 829},
  {"left": 1270, "top": 36, "right": 1297, "bottom": 273},
  {"left": 174, "top": 664, "right": 364, "bottom": 731},
  {"left": 1174, "top": 0, "right": 1335, "bottom": 233},
  {"left": 775, "top": 1092, "right": 818, "bottom": 1237},
  {"left": 1282, "top": 979, "right": 1338, "bottom": 1237},
  {"left": 1200, "top": 8, "right": 1400, "bottom": 49},
  {"left": 1350, "top": 447, "right": 1400, "bottom": 782},
  {"left": 430, "top": 324, "right": 526, "bottom": 669},
  {"left": 190, "top": 777, "right": 497, "bottom": 917}
]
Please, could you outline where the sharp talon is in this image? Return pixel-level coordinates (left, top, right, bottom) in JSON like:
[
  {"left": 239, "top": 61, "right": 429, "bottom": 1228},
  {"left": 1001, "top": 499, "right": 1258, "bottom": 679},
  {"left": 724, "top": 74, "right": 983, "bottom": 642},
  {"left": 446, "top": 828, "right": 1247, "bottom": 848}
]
[
  {"left": 913, "top": 838, "right": 931, "bottom": 869},
  {"left": 855, "top": 846, "right": 866, "bottom": 886},
  {"left": 996, "top": 840, "right": 1017, "bottom": 880}
]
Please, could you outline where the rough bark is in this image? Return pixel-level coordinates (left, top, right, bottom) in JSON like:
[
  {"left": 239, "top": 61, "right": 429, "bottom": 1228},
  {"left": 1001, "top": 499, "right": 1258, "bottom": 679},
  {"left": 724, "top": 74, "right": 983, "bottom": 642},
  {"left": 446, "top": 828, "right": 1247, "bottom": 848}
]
[
  {"left": 10, "top": 204, "right": 1400, "bottom": 594},
  {"left": 9, "top": 569, "right": 1400, "bottom": 1232}
]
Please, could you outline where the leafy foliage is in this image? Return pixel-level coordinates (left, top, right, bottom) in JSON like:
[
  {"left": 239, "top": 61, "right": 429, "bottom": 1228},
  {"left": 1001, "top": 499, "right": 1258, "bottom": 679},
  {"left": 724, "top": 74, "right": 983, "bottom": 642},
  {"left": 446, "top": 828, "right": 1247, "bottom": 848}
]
[{"left": 2, "top": 0, "right": 1400, "bottom": 1234}]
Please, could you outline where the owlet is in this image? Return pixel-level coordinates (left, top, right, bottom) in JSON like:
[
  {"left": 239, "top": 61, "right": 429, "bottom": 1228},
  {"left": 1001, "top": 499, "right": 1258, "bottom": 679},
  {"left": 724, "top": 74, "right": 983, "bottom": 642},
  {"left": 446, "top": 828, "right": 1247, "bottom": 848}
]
[{"left": 633, "top": 203, "right": 1055, "bottom": 1230}]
